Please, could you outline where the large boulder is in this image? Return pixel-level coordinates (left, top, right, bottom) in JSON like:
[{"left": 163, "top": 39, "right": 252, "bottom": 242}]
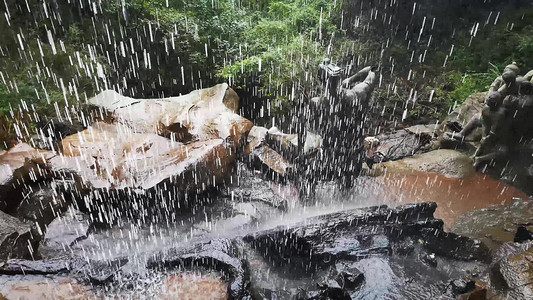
[
  {"left": 491, "top": 243, "right": 533, "bottom": 299},
  {"left": 87, "top": 83, "right": 249, "bottom": 146},
  {"left": 0, "top": 210, "right": 38, "bottom": 262},
  {"left": 52, "top": 84, "right": 253, "bottom": 193},
  {"left": 147, "top": 238, "right": 248, "bottom": 299},
  {"left": 264, "top": 127, "right": 323, "bottom": 162},
  {"left": 0, "top": 143, "right": 55, "bottom": 211},
  {"left": 374, "top": 129, "right": 429, "bottom": 162},
  {"left": 377, "top": 149, "right": 475, "bottom": 179},
  {"left": 53, "top": 122, "right": 235, "bottom": 191},
  {"left": 14, "top": 184, "right": 71, "bottom": 235},
  {"left": 245, "top": 126, "right": 294, "bottom": 178},
  {"left": 243, "top": 202, "right": 490, "bottom": 299},
  {"left": 452, "top": 198, "right": 533, "bottom": 250},
  {"left": 39, "top": 208, "right": 92, "bottom": 259}
]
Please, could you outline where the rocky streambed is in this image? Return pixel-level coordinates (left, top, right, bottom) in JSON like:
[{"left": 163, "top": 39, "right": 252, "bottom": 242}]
[{"left": 1, "top": 86, "right": 533, "bottom": 299}]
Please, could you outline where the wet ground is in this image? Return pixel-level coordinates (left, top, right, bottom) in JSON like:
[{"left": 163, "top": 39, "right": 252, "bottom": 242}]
[{"left": 0, "top": 165, "right": 529, "bottom": 299}]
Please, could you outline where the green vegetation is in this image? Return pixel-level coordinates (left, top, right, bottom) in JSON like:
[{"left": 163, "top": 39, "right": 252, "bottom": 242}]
[
  {"left": 1, "top": 0, "right": 533, "bottom": 143},
  {"left": 428, "top": 9, "right": 533, "bottom": 111}
]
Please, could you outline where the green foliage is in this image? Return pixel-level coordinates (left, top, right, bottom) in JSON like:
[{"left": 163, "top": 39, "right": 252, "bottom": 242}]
[
  {"left": 2, "top": 0, "right": 533, "bottom": 142},
  {"left": 447, "top": 10, "right": 533, "bottom": 74},
  {"left": 218, "top": 0, "right": 341, "bottom": 109},
  {"left": 434, "top": 71, "right": 494, "bottom": 108},
  {"left": 401, "top": 9, "right": 533, "bottom": 117}
]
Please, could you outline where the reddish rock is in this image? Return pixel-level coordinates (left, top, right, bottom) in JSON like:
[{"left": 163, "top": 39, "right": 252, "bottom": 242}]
[{"left": 0, "top": 143, "right": 56, "bottom": 211}]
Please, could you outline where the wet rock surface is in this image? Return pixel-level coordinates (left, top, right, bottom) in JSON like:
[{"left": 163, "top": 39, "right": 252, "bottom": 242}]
[
  {"left": 452, "top": 198, "right": 533, "bottom": 250},
  {"left": 221, "top": 163, "right": 291, "bottom": 210},
  {"left": 0, "top": 143, "right": 55, "bottom": 211},
  {"left": 491, "top": 242, "right": 533, "bottom": 299},
  {"left": 160, "top": 273, "right": 228, "bottom": 300},
  {"left": 437, "top": 92, "right": 486, "bottom": 151},
  {"left": 264, "top": 127, "right": 323, "bottom": 162},
  {"left": 375, "top": 129, "right": 428, "bottom": 161},
  {"left": 244, "top": 126, "right": 293, "bottom": 178},
  {"left": 1, "top": 84, "right": 254, "bottom": 210},
  {"left": 378, "top": 149, "right": 475, "bottom": 179},
  {"left": 0, "top": 259, "right": 70, "bottom": 275},
  {"left": 0, "top": 201, "right": 494, "bottom": 299},
  {"left": 39, "top": 208, "right": 92, "bottom": 259},
  {"left": 0, "top": 275, "right": 97, "bottom": 300},
  {"left": 15, "top": 184, "right": 71, "bottom": 232},
  {"left": 243, "top": 203, "right": 489, "bottom": 299},
  {"left": 147, "top": 238, "right": 247, "bottom": 299},
  {"left": 2, "top": 83, "right": 529, "bottom": 300},
  {"left": 0, "top": 210, "right": 38, "bottom": 262}
]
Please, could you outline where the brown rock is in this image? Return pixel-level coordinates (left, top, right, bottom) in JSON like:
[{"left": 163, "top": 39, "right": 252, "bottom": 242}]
[
  {"left": 88, "top": 83, "right": 249, "bottom": 144},
  {"left": 54, "top": 84, "right": 253, "bottom": 193},
  {"left": 378, "top": 149, "right": 475, "bottom": 179},
  {"left": 497, "top": 246, "right": 533, "bottom": 299},
  {"left": 452, "top": 199, "right": 533, "bottom": 250},
  {"left": 244, "top": 126, "right": 269, "bottom": 155},
  {"left": 250, "top": 145, "right": 294, "bottom": 177},
  {"left": 160, "top": 274, "right": 228, "bottom": 300},
  {"left": 245, "top": 126, "right": 293, "bottom": 177},
  {"left": 0, "top": 278, "right": 97, "bottom": 300},
  {"left": 55, "top": 122, "right": 236, "bottom": 191},
  {"left": 223, "top": 87, "right": 240, "bottom": 113},
  {"left": 0, "top": 143, "right": 55, "bottom": 211}
]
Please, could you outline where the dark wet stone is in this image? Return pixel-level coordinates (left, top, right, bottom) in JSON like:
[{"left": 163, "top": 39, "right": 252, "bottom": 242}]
[
  {"left": 222, "top": 164, "right": 289, "bottom": 210},
  {"left": 295, "top": 290, "right": 321, "bottom": 300},
  {"left": 449, "top": 278, "right": 476, "bottom": 295},
  {"left": 452, "top": 199, "right": 533, "bottom": 250},
  {"left": 375, "top": 130, "right": 427, "bottom": 161},
  {"left": 490, "top": 243, "right": 533, "bottom": 299},
  {"left": 83, "top": 257, "right": 129, "bottom": 284},
  {"left": 147, "top": 238, "right": 247, "bottom": 299},
  {"left": 421, "top": 229, "right": 491, "bottom": 262},
  {"left": 395, "top": 238, "right": 416, "bottom": 256},
  {"left": 421, "top": 253, "right": 438, "bottom": 267},
  {"left": 0, "top": 259, "right": 69, "bottom": 275},
  {"left": 457, "top": 288, "right": 487, "bottom": 300},
  {"left": 39, "top": 208, "right": 92, "bottom": 259},
  {"left": 15, "top": 185, "right": 71, "bottom": 233},
  {"left": 514, "top": 226, "right": 533, "bottom": 243},
  {"left": 316, "top": 279, "right": 351, "bottom": 300},
  {"left": 334, "top": 264, "right": 365, "bottom": 290},
  {"left": 0, "top": 210, "right": 38, "bottom": 262},
  {"left": 253, "top": 288, "right": 292, "bottom": 300},
  {"left": 243, "top": 203, "right": 446, "bottom": 277}
]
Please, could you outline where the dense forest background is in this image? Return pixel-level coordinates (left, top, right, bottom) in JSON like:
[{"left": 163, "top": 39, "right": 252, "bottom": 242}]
[{"left": 1, "top": 0, "right": 533, "bottom": 145}]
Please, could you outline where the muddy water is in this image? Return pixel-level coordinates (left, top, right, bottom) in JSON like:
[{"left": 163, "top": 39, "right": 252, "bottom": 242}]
[{"left": 374, "top": 172, "right": 528, "bottom": 228}]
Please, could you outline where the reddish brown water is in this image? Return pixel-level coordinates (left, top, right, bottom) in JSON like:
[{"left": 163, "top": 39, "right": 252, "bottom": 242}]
[{"left": 375, "top": 172, "right": 528, "bottom": 228}]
